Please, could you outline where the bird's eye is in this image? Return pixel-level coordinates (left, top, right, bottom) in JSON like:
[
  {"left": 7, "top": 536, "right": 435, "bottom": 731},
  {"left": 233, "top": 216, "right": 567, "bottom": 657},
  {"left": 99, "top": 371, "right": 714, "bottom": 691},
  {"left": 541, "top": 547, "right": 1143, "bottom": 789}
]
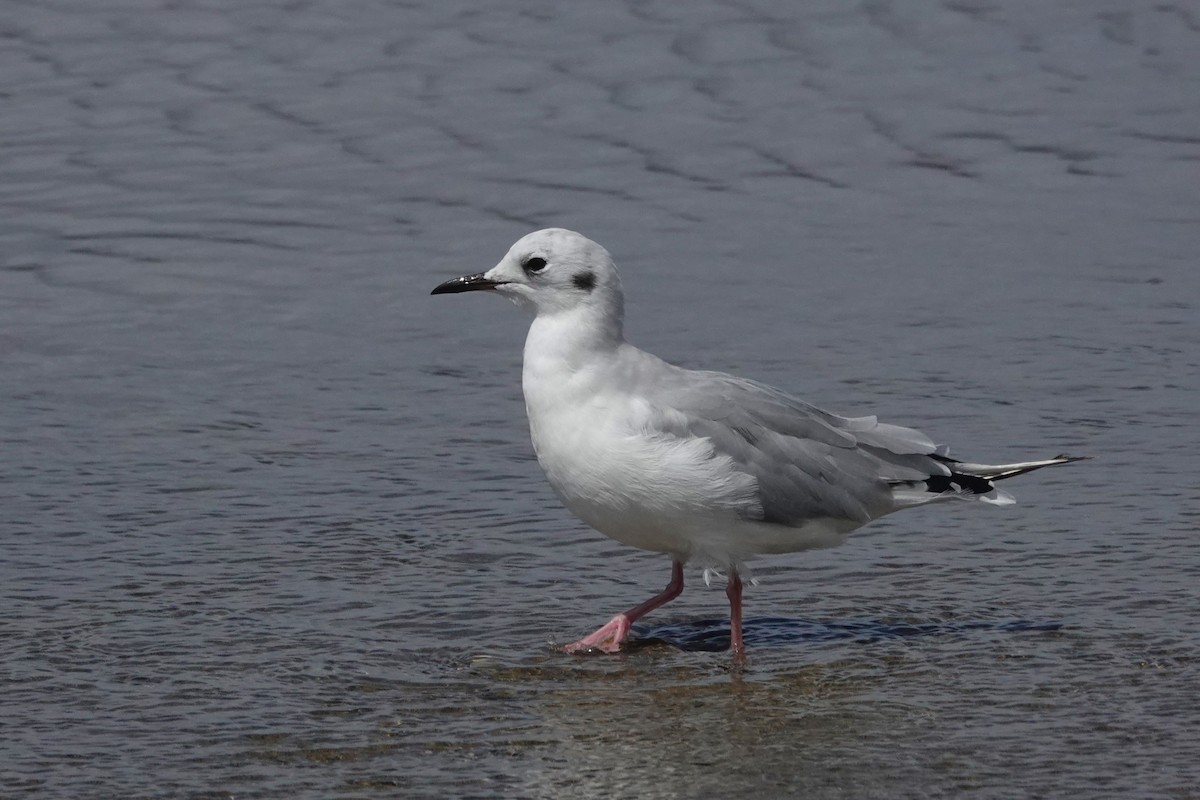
[{"left": 523, "top": 256, "right": 547, "bottom": 273}]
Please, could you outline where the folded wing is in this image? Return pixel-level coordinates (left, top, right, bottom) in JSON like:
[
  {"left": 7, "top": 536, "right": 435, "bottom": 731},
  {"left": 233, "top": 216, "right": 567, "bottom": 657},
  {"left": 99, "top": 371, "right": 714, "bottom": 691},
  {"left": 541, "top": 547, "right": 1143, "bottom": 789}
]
[{"left": 644, "top": 367, "right": 964, "bottom": 527}]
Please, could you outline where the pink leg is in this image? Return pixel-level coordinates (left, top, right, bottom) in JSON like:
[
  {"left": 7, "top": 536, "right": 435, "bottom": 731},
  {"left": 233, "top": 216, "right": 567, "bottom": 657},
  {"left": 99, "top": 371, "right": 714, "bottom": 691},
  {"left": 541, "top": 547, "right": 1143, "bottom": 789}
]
[
  {"left": 563, "top": 560, "right": 685, "bottom": 654},
  {"left": 726, "top": 572, "right": 745, "bottom": 657}
]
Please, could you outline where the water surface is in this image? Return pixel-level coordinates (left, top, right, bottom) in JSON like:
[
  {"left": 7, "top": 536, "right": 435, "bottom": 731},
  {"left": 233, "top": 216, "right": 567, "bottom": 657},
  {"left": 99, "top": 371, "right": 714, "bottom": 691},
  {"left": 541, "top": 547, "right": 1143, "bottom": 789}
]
[{"left": 2, "top": 1, "right": 1198, "bottom": 797}]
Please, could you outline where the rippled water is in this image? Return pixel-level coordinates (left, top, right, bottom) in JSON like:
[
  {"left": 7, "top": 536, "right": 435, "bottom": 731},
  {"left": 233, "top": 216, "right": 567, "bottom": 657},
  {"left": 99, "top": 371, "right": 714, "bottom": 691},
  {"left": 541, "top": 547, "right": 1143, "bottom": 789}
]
[{"left": 3, "top": 1, "right": 1198, "bottom": 797}]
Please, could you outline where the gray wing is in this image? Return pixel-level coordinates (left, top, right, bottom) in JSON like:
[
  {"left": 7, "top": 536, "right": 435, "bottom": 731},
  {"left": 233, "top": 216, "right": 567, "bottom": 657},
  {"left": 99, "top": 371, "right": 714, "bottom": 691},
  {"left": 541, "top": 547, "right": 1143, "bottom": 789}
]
[{"left": 644, "top": 365, "right": 952, "bottom": 526}]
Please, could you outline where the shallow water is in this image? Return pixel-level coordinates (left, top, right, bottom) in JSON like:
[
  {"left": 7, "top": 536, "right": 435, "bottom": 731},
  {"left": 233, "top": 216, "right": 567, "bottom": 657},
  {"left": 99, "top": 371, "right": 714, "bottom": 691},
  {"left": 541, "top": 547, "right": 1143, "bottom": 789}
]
[{"left": 3, "top": 1, "right": 1199, "bottom": 797}]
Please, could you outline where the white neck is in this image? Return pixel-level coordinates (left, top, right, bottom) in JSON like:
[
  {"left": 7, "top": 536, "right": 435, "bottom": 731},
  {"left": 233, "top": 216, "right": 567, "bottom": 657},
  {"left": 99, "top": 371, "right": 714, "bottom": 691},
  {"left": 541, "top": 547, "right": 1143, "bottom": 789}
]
[
  {"left": 521, "top": 302, "right": 625, "bottom": 421},
  {"left": 523, "top": 295, "right": 623, "bottom": 367}
]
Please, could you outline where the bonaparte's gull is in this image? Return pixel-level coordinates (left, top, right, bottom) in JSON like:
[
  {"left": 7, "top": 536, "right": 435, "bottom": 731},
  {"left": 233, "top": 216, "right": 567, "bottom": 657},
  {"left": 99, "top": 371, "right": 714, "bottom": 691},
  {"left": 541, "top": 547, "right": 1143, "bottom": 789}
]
[{"left": 431, "top": 228, "right": 1084, "bottom": 656}]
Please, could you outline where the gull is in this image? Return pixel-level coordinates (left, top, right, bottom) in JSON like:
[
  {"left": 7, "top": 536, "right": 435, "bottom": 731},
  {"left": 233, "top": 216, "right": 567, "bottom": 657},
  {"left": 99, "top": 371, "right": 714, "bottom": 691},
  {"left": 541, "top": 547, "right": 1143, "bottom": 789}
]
[{"left": 431, "top": 228, "right": 1084, "bottom": 657}]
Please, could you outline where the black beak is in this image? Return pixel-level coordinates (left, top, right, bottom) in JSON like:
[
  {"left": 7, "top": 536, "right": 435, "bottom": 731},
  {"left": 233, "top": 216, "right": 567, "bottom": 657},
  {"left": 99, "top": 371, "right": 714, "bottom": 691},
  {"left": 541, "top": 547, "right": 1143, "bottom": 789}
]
[{"left": 430, "top": 273, "right": 502, "bottom": 295}]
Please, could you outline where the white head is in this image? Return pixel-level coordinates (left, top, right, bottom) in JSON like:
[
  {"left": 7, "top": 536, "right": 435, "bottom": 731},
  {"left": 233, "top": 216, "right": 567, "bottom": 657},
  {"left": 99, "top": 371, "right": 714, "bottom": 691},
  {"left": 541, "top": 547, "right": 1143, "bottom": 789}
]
[{"left": 431, "top": 229, "right": 624, "bottom": 327}]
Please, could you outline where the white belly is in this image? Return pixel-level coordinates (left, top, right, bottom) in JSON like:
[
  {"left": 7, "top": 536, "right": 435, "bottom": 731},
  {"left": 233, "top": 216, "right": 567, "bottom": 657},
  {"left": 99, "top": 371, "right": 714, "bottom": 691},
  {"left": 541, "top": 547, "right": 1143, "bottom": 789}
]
[
  {"left": 521, "top": 336, "right": 860, "bottom": 567},
  {"left": 528, "top": 397, "right": 855, "bottom": 566}
]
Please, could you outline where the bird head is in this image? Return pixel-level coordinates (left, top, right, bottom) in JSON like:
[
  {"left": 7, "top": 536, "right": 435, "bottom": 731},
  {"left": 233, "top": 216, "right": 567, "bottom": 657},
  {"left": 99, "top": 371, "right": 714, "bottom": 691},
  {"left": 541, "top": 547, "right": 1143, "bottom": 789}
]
[{"left": 431, "top": 228, "right": 624, "bottom": 321}]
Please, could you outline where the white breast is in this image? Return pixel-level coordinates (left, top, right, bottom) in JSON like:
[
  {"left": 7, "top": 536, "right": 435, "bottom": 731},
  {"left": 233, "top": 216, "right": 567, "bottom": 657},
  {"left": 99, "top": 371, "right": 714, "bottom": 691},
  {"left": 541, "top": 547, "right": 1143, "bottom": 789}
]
[{"left": 524, "top": 356, "right": 760, "bottom": 560}]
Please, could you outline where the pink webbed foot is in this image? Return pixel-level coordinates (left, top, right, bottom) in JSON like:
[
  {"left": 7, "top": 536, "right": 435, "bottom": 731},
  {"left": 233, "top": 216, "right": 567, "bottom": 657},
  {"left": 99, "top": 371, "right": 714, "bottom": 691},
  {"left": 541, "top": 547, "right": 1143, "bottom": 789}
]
[
  {"left": 562, "top": 614, "right": 632, "bottom": 654},
  {"left": 561, "top": 561, "right": 685, "bottom": 655}
]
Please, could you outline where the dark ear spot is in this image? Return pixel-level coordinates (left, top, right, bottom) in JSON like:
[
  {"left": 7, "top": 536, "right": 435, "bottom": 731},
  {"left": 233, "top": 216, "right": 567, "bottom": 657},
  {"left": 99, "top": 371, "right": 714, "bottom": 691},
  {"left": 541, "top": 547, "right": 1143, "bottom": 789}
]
[{"left": 572, "top": 271, "right": 596, "bottom": 291}]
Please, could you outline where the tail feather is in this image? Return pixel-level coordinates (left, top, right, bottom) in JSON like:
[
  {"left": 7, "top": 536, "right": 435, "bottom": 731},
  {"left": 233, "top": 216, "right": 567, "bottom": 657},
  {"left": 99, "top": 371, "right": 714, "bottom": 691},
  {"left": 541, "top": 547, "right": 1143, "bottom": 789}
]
[
  {"left": 890, "top": 453, "right": 1089, "bottom": 508},
  {"left": 947, "top": 454, "right": 1090, "bottom": 482}
]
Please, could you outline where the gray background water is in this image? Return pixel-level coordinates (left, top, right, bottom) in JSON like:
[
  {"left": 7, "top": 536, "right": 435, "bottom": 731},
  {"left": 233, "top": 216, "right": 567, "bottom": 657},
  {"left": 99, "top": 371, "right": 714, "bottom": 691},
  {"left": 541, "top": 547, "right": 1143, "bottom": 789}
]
[{"left": 2, "top": 1, "right": 1198, "bottom": 797}]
